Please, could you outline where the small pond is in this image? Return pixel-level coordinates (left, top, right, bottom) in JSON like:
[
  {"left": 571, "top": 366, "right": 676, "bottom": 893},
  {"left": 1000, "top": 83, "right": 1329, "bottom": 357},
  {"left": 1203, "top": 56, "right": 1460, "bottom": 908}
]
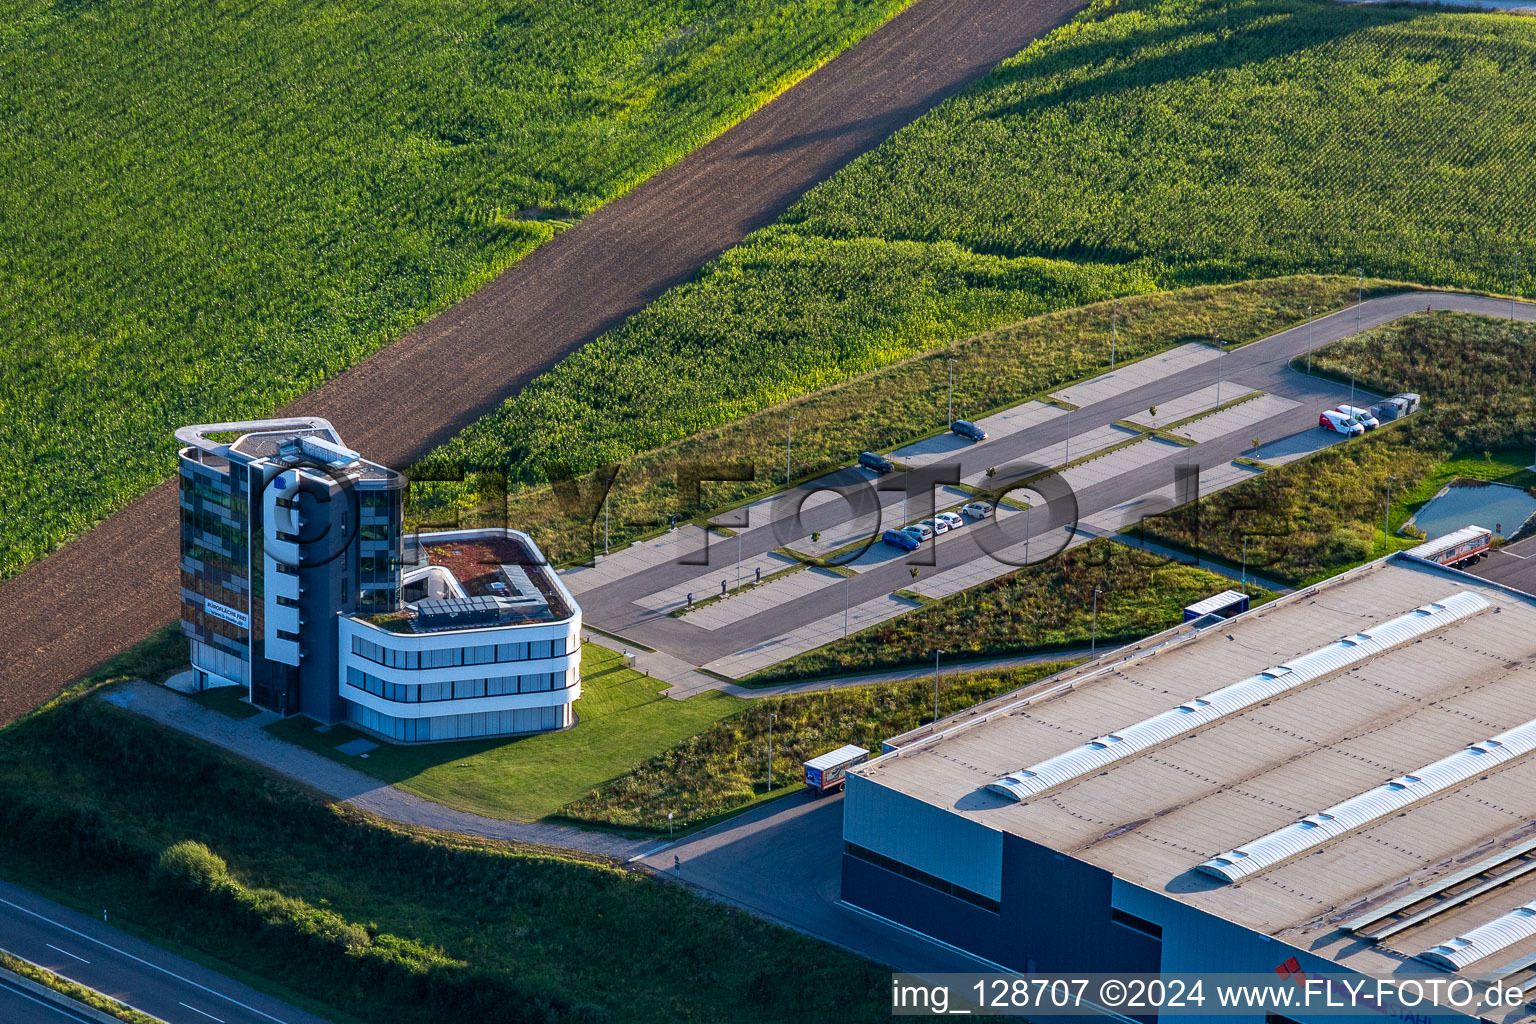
[{"left": 1406, "top": 481, "right": 1536, "bottom": 540}]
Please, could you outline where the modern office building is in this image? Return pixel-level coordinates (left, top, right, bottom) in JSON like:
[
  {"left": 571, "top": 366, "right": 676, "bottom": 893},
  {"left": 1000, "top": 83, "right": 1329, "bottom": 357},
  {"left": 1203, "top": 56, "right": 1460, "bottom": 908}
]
[
  {"left": 843, "top": 548, "right": 1536, "bottom": 1022},
  {"left": 178, "top": 418, "right": 581, "bottom": 743}
]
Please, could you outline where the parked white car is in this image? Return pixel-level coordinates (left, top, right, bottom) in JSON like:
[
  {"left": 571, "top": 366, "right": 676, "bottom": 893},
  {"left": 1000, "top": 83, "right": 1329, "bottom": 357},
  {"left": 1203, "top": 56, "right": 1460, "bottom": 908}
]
[
  {"left": 1335, "top": 404, "right": 1379, "bottom": 430},
  {"left": 961, "top": 501, "right": 994, "bottom": 518},
  {"left": 904, "top": 522, "right": 935, "bottom": 541},
  {"left": 1319, "top": 409, "right": 1364, "bottom": 437},
  {"left": 919, "top": 517, "right": 948, "bottom": 536},
  {"left": 936, "top": 511, "right": 964, "bottom": 530}
]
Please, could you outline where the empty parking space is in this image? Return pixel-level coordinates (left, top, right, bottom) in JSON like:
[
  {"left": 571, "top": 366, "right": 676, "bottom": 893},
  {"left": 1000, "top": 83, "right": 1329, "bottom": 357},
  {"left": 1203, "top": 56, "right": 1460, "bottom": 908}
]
[
  {"left": 1172, "top": 392, "right": 1300, "bottom": 444},
  {"left": 1050, "top": 344, "right": 1219, "bottom": 407}
]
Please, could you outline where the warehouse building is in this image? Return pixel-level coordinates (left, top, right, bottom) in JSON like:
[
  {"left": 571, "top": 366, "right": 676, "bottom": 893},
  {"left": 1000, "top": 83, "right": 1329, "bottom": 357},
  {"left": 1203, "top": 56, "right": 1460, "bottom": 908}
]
[
  {"left": 178, "top": 418, "right": 581, "bottom": 742},
  {"left": 843, "top": 549, "right": 1536, "bottom": 1022}
]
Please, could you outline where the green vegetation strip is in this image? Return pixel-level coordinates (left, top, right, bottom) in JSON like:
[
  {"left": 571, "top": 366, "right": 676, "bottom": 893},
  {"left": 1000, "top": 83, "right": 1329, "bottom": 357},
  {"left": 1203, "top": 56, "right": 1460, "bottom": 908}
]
[
  {"left": 561, "top": 662, "right": 1072, "bottom": 830},
  {"left": 266, "top": 643, "right": 742, "bottom": 822},
  {"left": 0, "top": 694, "right": 892, "bottom": 1024},
  {"left": 0, "top": 0, "right": 911, "bottom": 582},
  {"left": 746, "top": 539, "right": 1272, "bottom": 684},
  {"left": 1139, "top": 312, "right": 1536, "bottom": 586}
]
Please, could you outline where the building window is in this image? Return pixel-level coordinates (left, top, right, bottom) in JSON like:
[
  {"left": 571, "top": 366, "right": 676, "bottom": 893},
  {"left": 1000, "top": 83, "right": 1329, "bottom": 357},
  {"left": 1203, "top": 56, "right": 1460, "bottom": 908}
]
[
  {"left": 1110, "top": 908, "right": 1162, "bottom": 940},
  {"left": 843, "top": 842, "right": 1000, "bottom": 914}
]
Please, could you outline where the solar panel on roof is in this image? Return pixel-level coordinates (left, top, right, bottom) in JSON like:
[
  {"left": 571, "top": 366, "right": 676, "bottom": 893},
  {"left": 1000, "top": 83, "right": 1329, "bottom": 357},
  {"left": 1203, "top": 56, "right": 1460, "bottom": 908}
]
[{"left": 415, "top": 595, "right": 504, "bottom": 630}]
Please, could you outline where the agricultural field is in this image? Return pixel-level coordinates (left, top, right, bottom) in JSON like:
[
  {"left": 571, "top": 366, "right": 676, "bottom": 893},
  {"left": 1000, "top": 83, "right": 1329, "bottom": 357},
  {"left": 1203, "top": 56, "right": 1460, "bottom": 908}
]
[
  {"left": 562, "top": 661, "right": 1070, "bottom": 831},
  {"left": 0, "top": 694, "right": 891, "bottom": 1024},
  {"left": 0, "top": 0, "right": 910, "bottom": 581},
  {"left": 428, "top": 275, "right": 1375, "bottom": 564},
  {"left": 436, "top": 0, "right": 1536, "bottom": 511},
  {"left": 1141, "top": 312, "right": 1536, "bottom": 584},
  {"left": 748, "top": 540, "right": 1273, "bottom": 683}
]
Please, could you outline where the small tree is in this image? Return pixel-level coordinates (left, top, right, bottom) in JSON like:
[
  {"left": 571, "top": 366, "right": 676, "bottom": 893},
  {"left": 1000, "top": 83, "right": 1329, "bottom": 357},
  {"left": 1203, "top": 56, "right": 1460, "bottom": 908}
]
[
  {"left": 1251, "top": 437, "right": 1262, "bottom": 454},
  {"left": 810, "top": 531, "right": 821, "bottom": 544},
  {"left": 909, "top": 567, "right": 920, "bottom": 580},
  {"left": 1148, "top": 405, "right": 1158, "bottom": 427}
]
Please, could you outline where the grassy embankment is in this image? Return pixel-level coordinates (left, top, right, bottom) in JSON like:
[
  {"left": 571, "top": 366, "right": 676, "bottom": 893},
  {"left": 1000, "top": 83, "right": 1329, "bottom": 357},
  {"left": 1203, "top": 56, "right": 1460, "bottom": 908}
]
[
  {"left": 1140, "top": 312, "right": 1536, "bottom": 584},
  {"left": 0, "top": 690, "right": 894, "bottom": 1024},
  {"left": 562, "top": 661, "right": 1071, "bottom": 830},
  {"left": 431, "top": 0, "right": 1536, "bottom": 548},
  {"left": 0, "top": 0, "right": 912, "bottom": 581},
  {"left": 747, "top": 540, "right": 1273, "bottom": 683}
]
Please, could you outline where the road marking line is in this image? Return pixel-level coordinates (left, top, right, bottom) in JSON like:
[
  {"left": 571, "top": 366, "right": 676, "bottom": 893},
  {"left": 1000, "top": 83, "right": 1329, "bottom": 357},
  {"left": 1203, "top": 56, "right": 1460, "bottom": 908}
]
[
  {"left": 0, "top": 975, "right": 95, "bottom": 1020},
  {"left": 181, "top": 1001, "right": 226, "bottom": 1022},
  {"left": 45, "top": 942, "right": 89, "bottom": 963},
  {"left": 0, "top": 895, "right": 293, "bottom": 1024}
]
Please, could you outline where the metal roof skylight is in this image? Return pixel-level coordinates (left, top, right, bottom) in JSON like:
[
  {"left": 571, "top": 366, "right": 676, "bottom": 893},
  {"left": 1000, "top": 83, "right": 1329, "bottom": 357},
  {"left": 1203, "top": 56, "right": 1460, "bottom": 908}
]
[
  {"left": 985, "top": 592, "right": 1489, "bottom": 803},
  {"left": 1421, "top": 901, "right": 1536, "bottom": 971},
  {"left": 1198, "top": 716, "right": 1536, "bottom": 883}
]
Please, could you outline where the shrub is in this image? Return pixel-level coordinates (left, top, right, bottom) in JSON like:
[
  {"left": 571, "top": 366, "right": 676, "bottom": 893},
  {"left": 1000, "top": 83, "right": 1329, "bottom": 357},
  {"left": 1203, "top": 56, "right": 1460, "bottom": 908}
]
[{"left": 157, "top": 840, "right": 228, "bottom": 893}]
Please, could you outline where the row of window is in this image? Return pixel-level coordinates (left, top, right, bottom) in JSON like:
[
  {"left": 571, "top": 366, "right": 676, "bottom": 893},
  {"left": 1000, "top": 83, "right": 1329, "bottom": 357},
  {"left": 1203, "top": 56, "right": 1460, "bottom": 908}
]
[
  {"left": 843, "top": 842, "right": 1001, "bottom": 914},
  {"left": 351, "top": 634, "right": 575, "bottom": 669},
  {"left": 345, "top": 667, "right": 571, "bottom": 703},
  {"left": 346, "top": 702, "right": 567, "bottom": 743}
]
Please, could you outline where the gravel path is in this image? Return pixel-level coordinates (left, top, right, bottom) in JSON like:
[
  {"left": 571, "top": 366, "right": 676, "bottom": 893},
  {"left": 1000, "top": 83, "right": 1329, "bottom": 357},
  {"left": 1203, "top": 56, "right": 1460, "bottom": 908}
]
[{"left": 106, "top": 681, "right": 662, "bottom": 861}]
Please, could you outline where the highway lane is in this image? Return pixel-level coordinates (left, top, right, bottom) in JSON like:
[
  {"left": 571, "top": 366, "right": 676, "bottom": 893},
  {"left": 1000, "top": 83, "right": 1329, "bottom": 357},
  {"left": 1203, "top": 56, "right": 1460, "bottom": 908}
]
[
  {"left": 0, "top": 878, "right": 332, "bottom": 1024},
  {"left": 577, "top": 291, "right": 1536, "bottom": 665},
  {"left": 0, "top": 973, "right": 104, "bottom": 1024}
]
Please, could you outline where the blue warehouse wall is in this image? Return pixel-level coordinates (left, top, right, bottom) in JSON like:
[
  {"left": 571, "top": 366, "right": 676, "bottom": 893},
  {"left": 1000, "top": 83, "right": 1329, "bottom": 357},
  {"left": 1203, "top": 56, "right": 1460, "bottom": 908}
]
[{"left": 842, "top": 831, "right": 1162, "bottom": 975}]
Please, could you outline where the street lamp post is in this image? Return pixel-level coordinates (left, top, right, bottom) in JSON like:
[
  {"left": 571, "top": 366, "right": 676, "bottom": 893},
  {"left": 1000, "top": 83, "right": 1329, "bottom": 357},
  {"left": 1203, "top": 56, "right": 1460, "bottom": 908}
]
[
  {"left": 948, "top": 357, "right": 956, "bottom": 428},
  {"left": 1112, "top": 300, "right": 1119, "bottom": 368},
  {"left": 1064, "top": 400, "right": 1072, "bottom": 468},
  {"left": 844, "top": 573, "right": 850, "bottom": 637},
  {"left": 786, "top": 416, "right": 796, "bottom": 486},
  {"left": 668, "top": 812, "right": 674, "bottom": 837},
  {"left": 1241, "top": 536, "right": 1248, "bottom": 585},
  {"left": 736, "top": 529, "right": 742, "bottom": 592},
  {"left": 767, "top": 711, "right": 777, "bottom": 792},
  {"left": 934, "top": 649, "right": 945, "bottom": 723},
  {"left": 1306, "top": 304, "right": 1314, "bottom": 373},
  {"left": 1025, "top": 502, "right": 1031, "bottom": 566},
  {"left": 604, "top": 492, "right": 610, "bottom": 557},
  {"left": 1385, "top": 475, "right": 1396, "bottom": 552},
  {"left": 1091, "top": 588, "right": 1102, "bottom": 654},
  {"left": 1350, "top": 368, "right": 1357, "bottom": 410},
  {"left": 1516, "top": 251, "right": 1522, "bottom": 321},
  {"left": 1215, "top": 333, "right": 1223, "bottom": 408},
  {"left": 1355, "top": 267, "right": 1364, "bottom": 336}
]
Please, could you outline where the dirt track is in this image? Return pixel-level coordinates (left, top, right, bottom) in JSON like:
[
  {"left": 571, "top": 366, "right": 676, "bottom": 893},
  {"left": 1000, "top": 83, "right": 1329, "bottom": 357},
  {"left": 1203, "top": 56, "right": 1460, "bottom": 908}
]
[{"left": 0, "top": 0, "right": 1086, "bottom": 721}]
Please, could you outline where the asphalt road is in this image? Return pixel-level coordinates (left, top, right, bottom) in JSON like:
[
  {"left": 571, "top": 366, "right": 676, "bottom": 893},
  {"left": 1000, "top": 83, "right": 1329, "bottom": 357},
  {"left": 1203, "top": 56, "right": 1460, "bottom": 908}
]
[
  {"left": 0, "top": 973, "right": 103, "bottom": 1024},
  {"left": 640, "top": 789, "right": 991, "bottom": 973},
  {"left": 579, "top": 291, "right": 1536, "bottom": 666},
  {"left": 0, "top": 0, "right": 1090, "bottom": 722},
  {"left": 0, "top": 877, "right": 332, "bottom": 1024}
]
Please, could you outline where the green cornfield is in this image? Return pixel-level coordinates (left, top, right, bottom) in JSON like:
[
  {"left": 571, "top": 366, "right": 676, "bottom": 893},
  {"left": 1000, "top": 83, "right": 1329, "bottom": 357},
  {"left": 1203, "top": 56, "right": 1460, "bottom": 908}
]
[
  {"left": 0, "top": 0, "right": 909, "bottom": 580},
  {"left": 438, "top": 0, "right": 1536, "bottom": 490}
]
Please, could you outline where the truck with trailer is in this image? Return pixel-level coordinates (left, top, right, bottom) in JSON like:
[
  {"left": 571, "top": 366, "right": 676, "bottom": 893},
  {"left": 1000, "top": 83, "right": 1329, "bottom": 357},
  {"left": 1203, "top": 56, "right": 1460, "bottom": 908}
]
[
  {"left": 1406, "top": 526, "right": 1493, "bottom": 569},
  {"left": 803, "top": 744, "right": 869, "bottom": 796}
]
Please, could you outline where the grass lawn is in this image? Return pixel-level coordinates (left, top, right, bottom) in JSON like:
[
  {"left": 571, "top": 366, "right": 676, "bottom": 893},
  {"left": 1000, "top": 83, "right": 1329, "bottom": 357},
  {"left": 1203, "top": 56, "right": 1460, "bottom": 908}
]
[
  {"left": 0, "top": 694, "right": 892, "bottom": 1024},
  {"left": 0, "top": 0, "right": 911, "bottom": 583},
  {"left": 563, "top": 662, "right": 1074, "bottom": 830},
  {"left": 266, "top": 642, "right": 744, "bottom": 822},
  {"left": 1141, "top": 312, "right": 1536, "bottom": 584},
  {"left": 428, "top": 0, "right": 1536, "bottom": 548},
  {"left": 747, "top": 540, "right": 1274, "bottom": 683}
]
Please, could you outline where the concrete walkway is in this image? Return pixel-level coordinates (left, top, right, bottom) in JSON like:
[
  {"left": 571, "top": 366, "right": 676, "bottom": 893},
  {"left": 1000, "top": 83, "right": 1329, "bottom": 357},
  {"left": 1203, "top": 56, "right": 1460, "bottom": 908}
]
[{"left": 104, "top": 682, "right": 662, "bottom": 861}]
